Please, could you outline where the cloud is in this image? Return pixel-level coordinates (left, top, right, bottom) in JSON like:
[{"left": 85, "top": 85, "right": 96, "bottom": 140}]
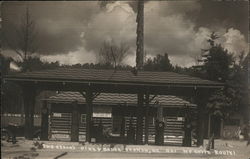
[
  {"left": 143, "top": 1, "right": 205, "bottom": 66},
  {"left": 169, "top": 56, "right": 198, "bottom": 68},
  {"left": 2, "top": 1, "right": 248, "bottom": 67},
  {"left": 123, "top": 50, "right": 136, "bottom": 67},
  {"left": 2, "top": 1, "right": 137, "bottom": 65},
  {"left": 82, "top": 1, "right": 136, "bottom": 54},
  {"left": 2, "top": 1, "right": 100, "bottom": 55},
  {"left": 142, "top": 1, "right": 248, "bottom": 67},
  {"left": 154, "top": 0, "right": 201, "bottom": 17},
  {"left": 192, "top": 0, "right": 248, "bottom": 38},
  {"left": 1, "top": 50, "right": 22, "bottom": 61},
  {"left": 220, "top": 28, "right": 249, "bottom": 54},
  {"left": 41, "top": 47, "right": 96, "bottom": 65}
]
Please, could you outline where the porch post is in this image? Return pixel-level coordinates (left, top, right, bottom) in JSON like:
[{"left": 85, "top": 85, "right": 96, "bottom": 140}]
[
  {"left": 48, "top": 102, "right": 52, "bottom": 139},
  {"left": 207, "top": 113, "right": 211, "bottom": 139},
  {"left": 71, "top": 101, "right": 80, "bottom": 142},
  {"left": 136, "top": 93, "right": 144, "bottom": 145},
  {"left": 197, "top": 100, "right": 205, "bottom": 146},
  {"left": 144, "top": 93, "right": 150, "bottom": 144},
  {"left": 22, "top": 85, "right": 36, "bottom": 139},
  {"left": 194, "top": 89, "right": 208, "bottom": 147},
  {"left": 41, "top": 100, "right": 48, "bottom": 140},
  {"left": 85, "top": 89, "right": 93, "bottom": 143}
]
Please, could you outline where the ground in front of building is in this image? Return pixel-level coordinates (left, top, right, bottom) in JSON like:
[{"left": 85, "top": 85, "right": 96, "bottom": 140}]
[{"left": 1, "top": 138, "right": 250, "bottom": 159}]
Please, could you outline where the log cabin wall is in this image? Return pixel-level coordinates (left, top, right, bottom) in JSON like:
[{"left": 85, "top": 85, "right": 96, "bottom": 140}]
[{"left": 48, "top": 102, "right": 196, "bottom": 146}]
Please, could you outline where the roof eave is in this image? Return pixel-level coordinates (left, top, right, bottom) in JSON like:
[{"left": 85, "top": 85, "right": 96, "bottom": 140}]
[{"left": 4, "top": 76, "right": 225, "bottom": 89}]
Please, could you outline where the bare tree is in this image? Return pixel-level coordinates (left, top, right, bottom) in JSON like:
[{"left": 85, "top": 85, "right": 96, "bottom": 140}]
[
  {"left": 98, "top": 41, "right": 130, "bottom": 68},
  {"left": 2, "top": 4, "right": 40, "bottom": 139},
  {"left": 4, "top": 5, "right": 38, "bottom": 71}
]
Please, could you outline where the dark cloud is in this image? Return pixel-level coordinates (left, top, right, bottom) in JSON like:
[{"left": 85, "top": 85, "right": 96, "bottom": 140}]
[
  {"left": 144, "top": 1, "right": 248, "bottom": 66},
  {"left": 189, "top": 0, "right": 248, "bottom": 38},
  {"left": 1, "top": 1, "right": 248, "bottom": 67},
  {"left": 2, "top": 1, "right": 99, "bottom": 55}
]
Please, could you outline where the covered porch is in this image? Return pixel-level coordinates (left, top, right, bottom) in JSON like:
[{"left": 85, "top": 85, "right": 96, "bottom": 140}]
[{"left": 3, "top": 68, "right": 224, "bottom": 146}]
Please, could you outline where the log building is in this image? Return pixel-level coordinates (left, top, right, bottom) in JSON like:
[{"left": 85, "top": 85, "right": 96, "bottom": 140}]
[
  {"left": 3, "top": 68, "right": 224, "bottom": 146},
  {"left": 44, "top": 91, "right": 197, "bottom": 146}
]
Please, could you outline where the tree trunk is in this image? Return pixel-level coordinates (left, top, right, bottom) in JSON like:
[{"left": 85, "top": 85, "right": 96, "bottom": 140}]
[{"left": 136, "top": 0, "right": 144, "bottom": 69}]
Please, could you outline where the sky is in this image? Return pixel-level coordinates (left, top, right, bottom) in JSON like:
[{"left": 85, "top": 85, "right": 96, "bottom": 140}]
[{"left": 1, "top": 1, "right": 249, "bottom": 67}]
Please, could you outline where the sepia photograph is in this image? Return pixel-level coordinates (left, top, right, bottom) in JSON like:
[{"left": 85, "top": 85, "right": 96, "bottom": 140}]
[{"left": 0, "top": 0, "right": 249, "bottom": 158}]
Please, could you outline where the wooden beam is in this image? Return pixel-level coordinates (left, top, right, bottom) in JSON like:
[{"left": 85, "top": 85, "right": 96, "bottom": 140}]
[
  {"left": 71, "top": 101, "right": 80, "bottom": 142},
  {"left": 41, "top": 100, "right": 49, "bottom": 140},
  {"left": 148, "top": 94, "right": 157, "bottom": 103},
  {"left": 79, "top": 92, "right": 86, "bottom": 98},
  {"left": 79, "top": 91, "right": 100, "bottom": 101},
  {"left": 13, "top": 80, "right": 221, "bottom": 97},
  {"left": 92, "top": 92, "right": 100, "bottom": 100}
]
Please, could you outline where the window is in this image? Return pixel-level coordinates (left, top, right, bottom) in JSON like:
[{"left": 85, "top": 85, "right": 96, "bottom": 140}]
[
  {"left": 112, "top": 116, "right": 123, "bottom": 134},
  {"left": 81, "top": 114, "right": 86, "bottom": 123},
  {"left": 92, "top": 106, "right": 111, "bottom": 118},
  {"left": 53, "top": 113, "right": 62, "bottom": 117}
]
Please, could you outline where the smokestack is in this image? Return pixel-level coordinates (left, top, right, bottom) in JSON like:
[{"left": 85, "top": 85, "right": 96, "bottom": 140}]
[{"left": 136, "top": 0, "right": 144, "bottom": 70}]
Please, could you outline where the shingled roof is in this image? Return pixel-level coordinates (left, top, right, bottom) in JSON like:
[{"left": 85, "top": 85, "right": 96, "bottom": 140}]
[
  {"left": 46, "top": 91, "right": 196, "bottom": 108},
  {"left": 5, "top": 68, "right": 223, "bottom": 87}
]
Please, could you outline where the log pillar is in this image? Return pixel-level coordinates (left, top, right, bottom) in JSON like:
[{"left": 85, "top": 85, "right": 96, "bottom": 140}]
[
  {"left": 197, "top": 100, "right": 205, "bottom": 146},
  {"left": 71, "top": 101, "right": 80, "bottom": 142},
  {"left": 136, "top": 93, "right": 144, "bottom": 145},
  {"left": 41, "top": 100, "right": 49, "bottom": 140},
  {"left": 85, "top": 90, "right": 93, "bottom": 143},
  {"left": 183, "top": 107, "right": 192, "bottom": 147},
  {"left": 194, "top": 89, "right": 208, "bottom": 147},
  {"left": 48, "top": 103, "right": 52, "bottom": 139},
  {"left": 22, "top": 85, "right": 36, "bottom": 139},
  {"left": 144, "top": 93, "right": 150, "bottom": 144}
]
